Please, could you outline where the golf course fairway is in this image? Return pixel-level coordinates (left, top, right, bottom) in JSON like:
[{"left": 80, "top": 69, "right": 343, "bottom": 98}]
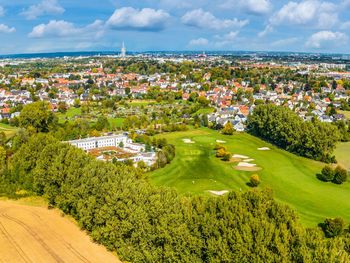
[{"left": 149, "top": 128, "right": 350, "bottom": 227}]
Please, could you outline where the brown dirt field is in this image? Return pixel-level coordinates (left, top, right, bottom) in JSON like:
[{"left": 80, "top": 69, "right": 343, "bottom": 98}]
[
  {"left": 0, "top": 200, "right": 120, "bottom": 263},
  {"left": 234, "top": 166, "right": 262, "bottom": 172}
]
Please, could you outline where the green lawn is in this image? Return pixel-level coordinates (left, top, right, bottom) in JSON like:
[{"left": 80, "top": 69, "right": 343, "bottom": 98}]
[
  {"left": 335, "top": 142, "right": 350, "bottom": 171},
  {"left": 57, "top": 107, "right": 82, "bottom": 123},
  {"left": 108, "top": 118, "right": 125, "bottom": 128},
  {"left": 149, "top": 128, "right": 350, "bottom": 226},
  {"left": 0, "top": 123, "right": 18, "bottom": 138},
  {"left": 194, "top": 107, "right": 215, "bottom": 115}
]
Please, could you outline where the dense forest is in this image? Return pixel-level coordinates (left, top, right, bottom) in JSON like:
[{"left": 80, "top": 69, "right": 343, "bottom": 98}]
[
  {"left": 0, "top": 132, "right": 349, "bottom": 262},
  {"left": 247, "top": 104, "right": 341, "bottom": 163}
]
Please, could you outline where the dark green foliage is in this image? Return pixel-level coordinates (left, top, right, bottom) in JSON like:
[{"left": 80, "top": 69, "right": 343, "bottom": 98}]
[
  {"left": 318, "top": 165, "right": 347, "bottom": 185},
  {"left": 19, "top": 101, "right": 58, "bottom": 132},
  {"left": 247, "top": 104, "right": 340, "bottom": 162},
  {"left": 320, "top": 165, "right": 335, "bottom": 182},
  {"left": 333, "top": 166, "right": 348, "bottom": 185},
  {"left": 321, "top": 218, "right": 345, "bottom": 238},
  {"left": 5, "top": 134, "right": 350, "bottom": 262}
]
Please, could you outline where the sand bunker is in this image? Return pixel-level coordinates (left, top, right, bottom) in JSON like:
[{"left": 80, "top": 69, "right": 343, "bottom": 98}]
[
  {"left": 243, "top": 158, "right": 254, "bottom": 162},
  {"left": 235, "top": 166, "right": 262, "bottom": 172},
  {"left": 216, "top": 140, "right": 226, "bottom": 143},
  {"left": 237, "top": 162, "right": 256, "bottom": 167},
  {"left": 258, "top": 147, "right": 270, "bottom": 151},
  {"left": 183, "top": 138, "right": 195, "bottom": 144},
  {"left": 208, "top": 190, "right": 229, "bottom": 196},
  {"left": 233, "top": 154, "right": 249, "bottom": 159}
]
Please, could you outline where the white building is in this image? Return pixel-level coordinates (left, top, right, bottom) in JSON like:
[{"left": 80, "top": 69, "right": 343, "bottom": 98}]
[{"left": 68, "top": 134, "right": 131, "bottom": 151}]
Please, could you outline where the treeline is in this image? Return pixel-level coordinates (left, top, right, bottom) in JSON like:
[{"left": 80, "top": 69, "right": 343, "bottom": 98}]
[
  {"left": 1, "top": 133, "right": 350, "bottom": 262},
  {"left": 247, "top": 104, "right": 340, "bottom": 162}
]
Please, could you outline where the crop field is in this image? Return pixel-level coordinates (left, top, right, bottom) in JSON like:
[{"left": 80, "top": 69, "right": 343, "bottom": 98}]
[
  {"left": 0, "top": 200, "right": 119, "bottom": 263},
  {"left": 149, "top": 128, "right": 350, "bottom": 226}
]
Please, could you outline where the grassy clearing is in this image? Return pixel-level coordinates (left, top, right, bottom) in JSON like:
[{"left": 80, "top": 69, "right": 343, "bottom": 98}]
[
  {"left": 126, "top": 100, "right": 156, "bottom": 107},
  {"left": 0, "top": 123, "right": 18, "bottom": 137},
  {"left": 149, "top": 128, "right": 350, "bottom": 226},
  {"left": 108, "top": 118, "right": 125, "bottom": 128},
  {"left": 56, "top": 107, "right": 82, "bottom": 123},
  {"left": 339, "top": 110, "right": 350, "bottom": 120},
  {"left": 194, "top": 107, "right": 215, "bottom": 115},
  {"left": 335, "top": 142, "right": 350, "bottom": 171}
]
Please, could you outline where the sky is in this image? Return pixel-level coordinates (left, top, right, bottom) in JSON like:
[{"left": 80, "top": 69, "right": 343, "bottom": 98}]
[{"left": 0, "top": 0, "right": 349, "bottom": 54}]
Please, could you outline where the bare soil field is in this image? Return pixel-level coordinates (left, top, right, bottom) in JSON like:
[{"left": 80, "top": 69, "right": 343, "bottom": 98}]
[{"left": 0, "top": 200, "right": 120, "bottom": 263}]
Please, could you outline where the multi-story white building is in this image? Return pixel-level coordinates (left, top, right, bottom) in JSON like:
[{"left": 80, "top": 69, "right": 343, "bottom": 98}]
[{"left": 68, "top": 134, "right": 131, "bottom": 151}]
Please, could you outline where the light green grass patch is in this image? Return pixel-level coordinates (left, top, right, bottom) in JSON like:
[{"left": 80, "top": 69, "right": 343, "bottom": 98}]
[
  {"left": 149, "top": 128, "right": 350, "bottom": 227},
  {"left": 335, "top": 142, "right": 350, "bottom": 171}
]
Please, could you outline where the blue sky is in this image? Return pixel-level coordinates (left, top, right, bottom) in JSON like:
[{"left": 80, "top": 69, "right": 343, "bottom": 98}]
[{"left": 0, "top": 0, "right": 349, "bottom": 54}]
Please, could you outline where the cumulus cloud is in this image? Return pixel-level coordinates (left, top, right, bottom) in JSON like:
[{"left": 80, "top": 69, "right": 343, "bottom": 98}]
[
  {"left": 0, "top": 24, "right": 15, "bottom": 33},
  {"left": 181, "top": 9, "right": 248, "bottom": 30},
  {"left": 189, "top": 38, "right": 209, "bottom": 46},
  {"left": 306, "top": 31, "right": 348, "bottom": 49},
  {"left": 106, "top": 7, "right": 170, "bottom": 31},
  {"left": 28, "top": 20, "right": 104, "bottom": 38},
  {"left": 271, "top": 37, "right": 299, "bottom": 47},
  {"left": 213, "top": 31, "right": 239, "bottom": 47},
  {"left": 21, "top": 0, "right": 65, "bottom": 20},
  {"left": 258, "top": 24, "right": 273, "bottom": 37},
  {"left": 221, "top": 0, "right": 272, "bottom": 15},
  {"left": 270, "top": 0, "right": 338, "bottom": 29}
]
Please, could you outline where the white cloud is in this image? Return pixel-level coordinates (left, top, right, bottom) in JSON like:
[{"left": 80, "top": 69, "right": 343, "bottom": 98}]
[
  {"left": 270, "top": 0, "right": 338, "bottom": 29},
  {"left": 106, "top": 7, "right": 170, "bottom": 31},
  {"left": 221, "top": 0, "right": 272, "bottom": 15},
  {"left": 0, "top": 24, "right": 15, "bottom": 33},
  {"left": 306, "top": 31, "right": 348, "bottom": 49},
  {"left": 21, "top": 0, "right": 65, "bottom": 20},
  {"left": 271, "top": 37, "right": 299, "bottom": 47},
  {"left": 181, "top": 9, "right": 248, "bottom": 30},
  {"left": 28, "top": 20, "right": 104, "bottom": 38},
  {"left": 214, "top": 31, "right": 239, "bottom": 47},
  {"left": 0, "top": 6, "right": 5, "bottom": 17},
  {"left": 258, "top": 24, "right": 273, "bottom": 37},
  {"left": 189, "top": 38, "right": 209, "bottom": 46}
]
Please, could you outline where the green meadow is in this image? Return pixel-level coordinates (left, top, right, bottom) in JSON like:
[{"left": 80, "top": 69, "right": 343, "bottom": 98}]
[
  {"left": 0, "top": 123, "right": 18, "bottom": 138},
  {"left": 149, "top": 128, "right": 350, "bottom": 226}
]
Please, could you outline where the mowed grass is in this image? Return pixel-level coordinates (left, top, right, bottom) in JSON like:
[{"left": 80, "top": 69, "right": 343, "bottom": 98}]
[
  {"left": 335, "top": 142, "right": 350, "bottom": 171},
  {"left": 57, "top": 107, "right": 82, "bottom": 123},
  {"left": 149, "top": 128, "right": 350, "bottom": 226},
  {"left": 0, "top": 123, "right": 18, "bottom": 138},
  {"left": 108, "top": 118, "right": 125, "bottom": 128}
]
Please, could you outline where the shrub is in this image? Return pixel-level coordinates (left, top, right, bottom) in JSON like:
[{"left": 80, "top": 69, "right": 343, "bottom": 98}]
[
  {"left": 216, "top": 148, "right": 227, "bottom": 158},
  {"left": 222, "top": 152, "right": 231, "bottom": 161},
  {"left": 333, "top": 166, "right": 348, "bottom": 185},
  {"left": 320, "top": 165, "right": 335, "bottom": 182},
  {"left": 322, "top": 217, "right": 345, "bottom": 238},
  {"left": 250, "top": 174, "right": 261, "bottom": 187}
]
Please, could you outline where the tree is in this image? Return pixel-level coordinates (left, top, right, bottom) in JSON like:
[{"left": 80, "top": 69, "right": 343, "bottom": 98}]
[
  {"left": 249, "top": 174, "right": 261, "bottom": 187},
  {"left": 320, "top": 165, "right": 335, "bottom": 182},
  {"left": 333, "top": 166, "right": 347, "bottom": 184},
  {"left": 222, "top": 122, "right": 234, "bottom": 135},
  {"left": 322, "top": 217, "right": 345, "bottom": 238},
  {"left": 95, "top": 116, "right": 110, "bottom": 131},
  {"left": 19, "top": 101, "right": 57, "bottom": 133}
]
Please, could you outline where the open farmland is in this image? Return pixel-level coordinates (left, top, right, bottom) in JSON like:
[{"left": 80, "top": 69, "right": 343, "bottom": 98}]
[
  {"left": 0, "top": 200, "right": 120, "bottom": 263},
  {"left": 149, "top": 128, "right": 350, "bottom": 226}
]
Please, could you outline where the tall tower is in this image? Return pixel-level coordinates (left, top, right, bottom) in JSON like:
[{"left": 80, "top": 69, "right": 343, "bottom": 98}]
[{"left": 120, "top": 42, "right": 126, "bottom": 58}]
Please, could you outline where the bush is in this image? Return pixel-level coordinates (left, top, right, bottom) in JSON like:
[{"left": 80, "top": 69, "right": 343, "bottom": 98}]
[
  {"left": 249, "top": 174, "right": 261, "bottom": 187},
  {"left": 333, "top": 166, "right": 348, "bottom": 184},
  {"left": 222, "top": 152, "right": 231, "bottom": 161},
  {"left": 320, "top": 165, "right": 335, "bottom": 182},
  {"left": 321, "top": 217, "right": 345, "bottom": 238}
]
